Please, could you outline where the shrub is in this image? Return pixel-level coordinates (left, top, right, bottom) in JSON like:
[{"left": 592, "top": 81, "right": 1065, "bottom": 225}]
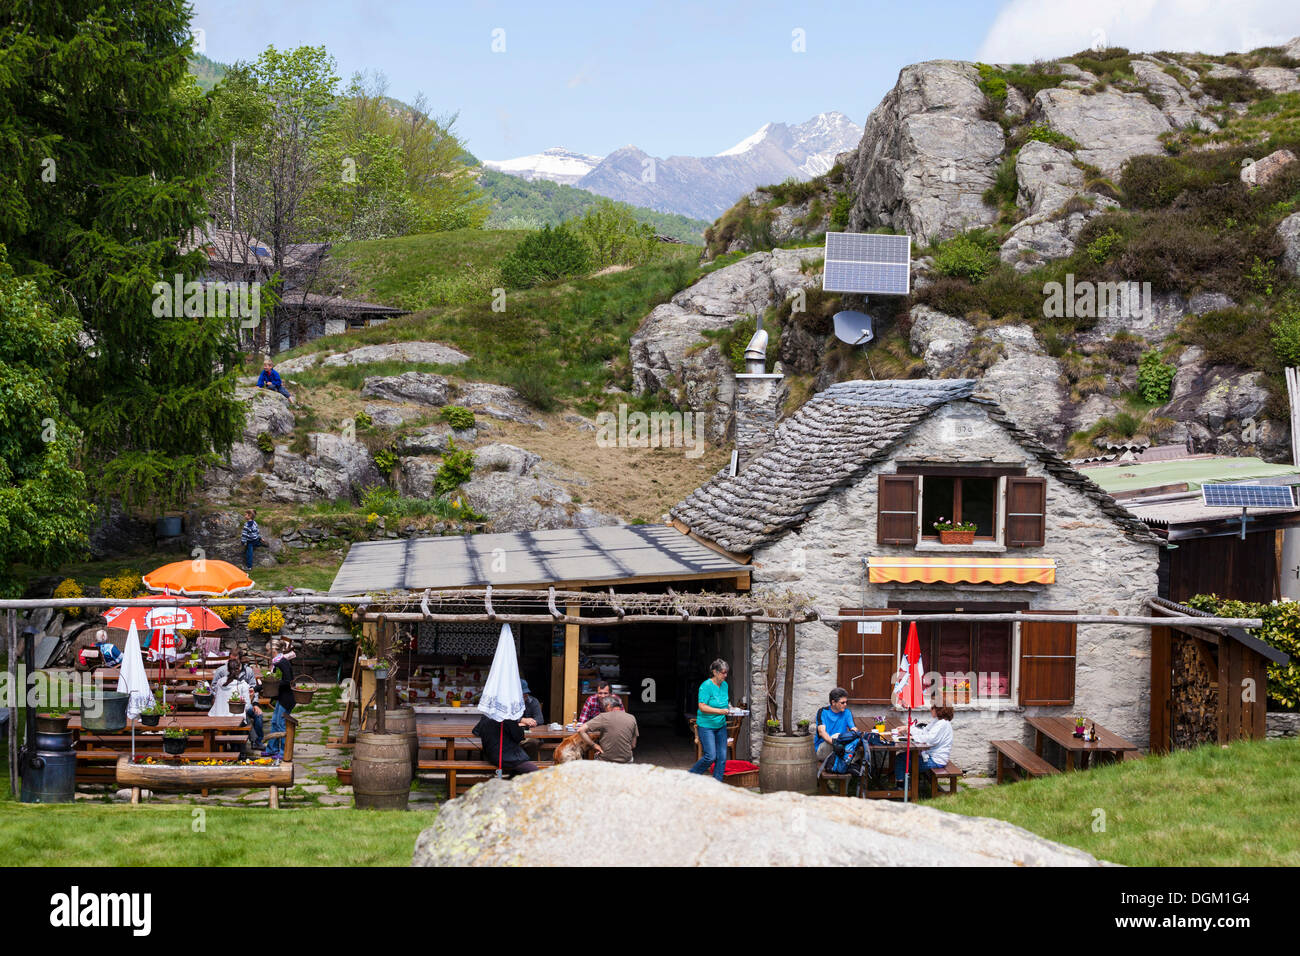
[
  {"left": 1023, "top": 123, "right": 1080, "bottom": 150},
  {"left": 353, "top": 409, "right": 373, "bottom": 430},
  {"left": 829, "top": 192, "right": 852, "bottom": 231},
  {"left": 247, "top": 607, "right": 284, "bottom": 635},
  {"left": 1085, "top": 228, "right": 1126, "bottom": 263},
  {"left": 1200, "top": 75, "right": 1266, "bottom": 103},
  {"left": 400, "top": 264, "right": 502, "bottom": 309},
  {"left": 503, "top": 364, "right": 557, "bottom": 411},
  {"left": 1185, "top": 594, "right": 1300, "bottom": 709},
  {"left": 373, "top": 447, "right": 398, "bottom": 474},
  {"left": 256, "top": 431, "right": 275, "bottom": 454},
  {"left": 931, "top": 230, "right": 1000, "bottom": 283},
  {"left": 499, "top": 223, "right": 590, "bottom": 288},
  {"left": 1121, "top": 154, "right": 1186, "bottom": 209},
  {"left": 572, "top": 198, "right": 661, "bottom": 269},
  {"left": 1270, "top": 305, "right": 1300, "bottom": 368},
  {"left": 1137, "top": 350, "right": 1177, "bottom": 403},
  {"left": 434, "top": 440, "right": 476, "bottom": 496},
  {"left": 98, "top": 570, "right": 141, "bottom": 600},
  {"left": 982, "top": 154, "right": 1019, "bottom": 210},
  {"left": 440, "top": 405, "right": 476, "bottom": 430},
  {"left": 765, "top": 177, "right": 823, "bottom": 206},
  {"left": 212, "top": 604, "right": 245, "bottom": 625},
  {"left": 54, "top": 578, "right": 83, "bottom": 618}
]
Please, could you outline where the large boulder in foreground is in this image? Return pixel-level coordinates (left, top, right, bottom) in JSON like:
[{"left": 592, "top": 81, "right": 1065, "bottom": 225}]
[{"left": 412, "top": 761, "right": 1104, "bottom": 867}]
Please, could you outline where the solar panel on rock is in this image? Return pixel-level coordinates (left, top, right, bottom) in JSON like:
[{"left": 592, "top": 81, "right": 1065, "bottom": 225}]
[
  {"left": 823, "top": 232, "right": 911, "bottom": 295},
  {"left": 1201, "top": 483, "right": 1296, "bottom": 509}
]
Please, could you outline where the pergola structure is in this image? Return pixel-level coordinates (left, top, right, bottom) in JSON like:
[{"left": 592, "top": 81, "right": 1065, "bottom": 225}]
[{"left": 4, "top": 582, "right": 1270, "bottom": 796}]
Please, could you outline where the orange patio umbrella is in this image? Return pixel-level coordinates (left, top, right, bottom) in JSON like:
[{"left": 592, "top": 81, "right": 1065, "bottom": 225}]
[{"left": 142, "top": 560, "right": 254, "bottom": 597}]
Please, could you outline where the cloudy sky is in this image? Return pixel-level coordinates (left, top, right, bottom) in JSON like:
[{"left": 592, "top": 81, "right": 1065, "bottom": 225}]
[{"left": 190, "top": 0, "right": 1300, "bottom": 161}]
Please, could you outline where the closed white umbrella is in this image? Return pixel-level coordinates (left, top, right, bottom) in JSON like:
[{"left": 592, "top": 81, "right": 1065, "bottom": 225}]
[
  {"left": 477, "top": 624, "right": 524, "bottom": 778},
  {"left": 118, "top": 621, "right": 155, "bottom": 718}
]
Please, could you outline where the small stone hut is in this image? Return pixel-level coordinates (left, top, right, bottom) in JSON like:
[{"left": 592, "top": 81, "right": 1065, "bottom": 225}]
[{"left": 671, "top": 378, "right": 1165, "bottom": 771}]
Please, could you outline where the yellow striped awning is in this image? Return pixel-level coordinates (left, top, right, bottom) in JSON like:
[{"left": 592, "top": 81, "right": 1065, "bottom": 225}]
[{"left": 867, "top": 556, "right": 1056, "bottom": 585}]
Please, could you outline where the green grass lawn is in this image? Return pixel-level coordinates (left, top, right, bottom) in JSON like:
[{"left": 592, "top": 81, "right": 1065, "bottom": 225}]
[
  {"left": 0, "top": 803, "right": 435, "bottom": 866},
  {"left": 943, "top": 738, "right": 1300, "bottom": 866},
  {"left": 331, "top": 228, "right": 527, "bottom": 305}
]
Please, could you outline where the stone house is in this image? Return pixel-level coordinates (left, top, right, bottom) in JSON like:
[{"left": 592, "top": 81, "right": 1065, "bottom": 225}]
[{"left": 671, "top": 376, "right": 1164, "bottom": 771}]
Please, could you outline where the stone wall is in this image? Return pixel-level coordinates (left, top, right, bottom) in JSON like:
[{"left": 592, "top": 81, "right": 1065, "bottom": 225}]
[
  {"left": 747, "top": 401, "right": 1162, "bottom": 772},
  {"left": 178, "top": 597, "right": 354, "bottom": 682},
  {"left": 1266, "top": 712, "right": 1300, "bottom": 738},
  {"left": 734, "top": 373, "right": 787, "bottom": 472}
]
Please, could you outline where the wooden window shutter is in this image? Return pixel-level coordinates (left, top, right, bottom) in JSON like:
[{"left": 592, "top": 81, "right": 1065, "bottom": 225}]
[
  {"left": 1005, "top": 476, "right": 1047, "bottom": 547},
  {"left": 837, "top": 609, "right": 897, "bottom": 707},
  {"left": 1018, "top": 611, "right": 1077, "bottom": 706},
  {"left": 877, "top": 475, "right": 919, "bottom": 545}
]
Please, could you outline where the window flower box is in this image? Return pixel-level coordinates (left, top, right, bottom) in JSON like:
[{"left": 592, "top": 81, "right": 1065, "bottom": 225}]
[{"left": 938, "top": 529, "right": 975, "bottom": 545}]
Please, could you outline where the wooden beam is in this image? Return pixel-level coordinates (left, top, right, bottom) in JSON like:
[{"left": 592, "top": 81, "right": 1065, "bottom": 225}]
[{"left": 563, "top": 603, "right": 580, "bottom": 725}]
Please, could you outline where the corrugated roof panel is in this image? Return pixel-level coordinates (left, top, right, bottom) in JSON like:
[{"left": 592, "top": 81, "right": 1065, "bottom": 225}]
[{"left": 329, "top": 524, "right": 746, "bottom": 594}]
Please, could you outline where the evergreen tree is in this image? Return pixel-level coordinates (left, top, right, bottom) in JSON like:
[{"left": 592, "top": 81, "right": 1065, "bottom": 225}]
[
  {"left": 0, "top": 246, "right": 94, "bottom": 596},
  {"left": 0, "top": 1, "right": 244, "bottom": 509}
]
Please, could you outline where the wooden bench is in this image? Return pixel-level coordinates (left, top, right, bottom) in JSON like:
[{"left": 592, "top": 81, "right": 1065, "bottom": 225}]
[
  {"left": 116, "top": 717, "right": 298, "bottom": 808},
  {"left": 930, "top": 761, "right": 963, "bottom": 796},
  {"left": 992, "top": 740, "right": 1059, "bottom": 783},
  {"left": 416, "top": 759, "right": 555, "bottom": 799}
]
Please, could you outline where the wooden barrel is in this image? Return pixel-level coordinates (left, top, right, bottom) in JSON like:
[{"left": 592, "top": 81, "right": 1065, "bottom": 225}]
[
  {"left": 386, "top": 706, "right": 418, "bottom": 770},
  {"left": 757, "top": 733, "right": 819, "bottom": 794},
  {"left": 352, "top": 732, "right": 411, "bottom": 810}
]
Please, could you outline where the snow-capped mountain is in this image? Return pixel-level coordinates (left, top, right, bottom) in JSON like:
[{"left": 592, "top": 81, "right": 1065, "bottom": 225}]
[
  {"left": 482, "top": 147, "right": 603, "bottom": 186},
  {"left": 483, "top": 112, "right": 862, "bottom": 220}
]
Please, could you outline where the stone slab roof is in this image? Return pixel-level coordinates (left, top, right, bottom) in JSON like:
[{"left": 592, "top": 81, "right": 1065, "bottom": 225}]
[{"left": 670, "top": 379, "right": 1161, "bottom": 554}]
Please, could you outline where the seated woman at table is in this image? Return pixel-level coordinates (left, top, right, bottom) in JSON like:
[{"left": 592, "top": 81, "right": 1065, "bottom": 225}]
[
  {"left": 893, "top": 702, "right": 954, "bottom": 785},
  {"left": 473, "top": 711, "right": 540, "bottom": 776}
]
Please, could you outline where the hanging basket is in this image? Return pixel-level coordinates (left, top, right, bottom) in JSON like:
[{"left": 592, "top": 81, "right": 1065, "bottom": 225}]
[
  {"left": 292, "top": 679, "right": 315, "bottom": 705},
  {"left": 140, "top": 713, "right": 161, "bottom": 727}
]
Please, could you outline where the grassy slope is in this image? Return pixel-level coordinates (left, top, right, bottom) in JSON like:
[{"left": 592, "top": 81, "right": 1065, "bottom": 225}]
[{"left": 943, "top": 738, "right": 1300, "bottom": 866}]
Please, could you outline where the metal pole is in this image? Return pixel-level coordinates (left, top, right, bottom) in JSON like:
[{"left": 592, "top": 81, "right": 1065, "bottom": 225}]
[{"left": 6, "top": 611, "right": 17, "bottom": 798}]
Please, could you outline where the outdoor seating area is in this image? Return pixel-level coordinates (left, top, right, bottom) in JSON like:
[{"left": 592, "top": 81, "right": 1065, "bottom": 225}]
[{"left": 992, "top": 717, "right": 1140, "bottom": 783}]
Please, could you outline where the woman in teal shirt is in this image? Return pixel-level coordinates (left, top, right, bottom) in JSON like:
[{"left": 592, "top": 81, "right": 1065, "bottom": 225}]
[{"left": 689, "top": 659, "right": 731, "bottom": 782}]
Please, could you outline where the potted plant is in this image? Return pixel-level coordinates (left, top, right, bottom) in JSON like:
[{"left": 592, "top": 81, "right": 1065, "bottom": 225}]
[
  {"left": 228, "top": 691, "right": 247, "bottom": 719},
  {"left": 292, "top": 677, "right": 315, "bottom": 706},
  {"left": 262, "top": 667, "right": 282, "bottom": 698},
  {"left": 336, "top": 759, "right": 352, "bottom": 785},
  {"left": 448, "top": 690, "right": 462, "bottom": 708},
  {"left": 933, "top": 518, "right": 977, "bottom": 545},
  {"left": 372, "top": 656, "right": 394, "bottom": 681},
  {"left": 193, "top": 681, "right": 214, "bottom": 709},
  {"left": 765, "top": 718, "right": 780, "bottom": 734},
  {"left": 140, "top": 700, "right": 172, "bottom": 727},
  {"left": 796, "top": 718, "right": 811, "bottom": 736},
  {"left": 162, "top": 726, "right": 191, "bottom": 755},
  {"left": 1073, "top": 716, "right": 1087, "bottom": 738}
]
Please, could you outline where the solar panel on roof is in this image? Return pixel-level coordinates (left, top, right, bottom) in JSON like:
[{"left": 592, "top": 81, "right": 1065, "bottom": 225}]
[
  {"left": 1201, "top": 482, "right": 1296, "bottom": 509},
  {"left": 823, "top": 232, "right": 911, "bottom": 295}
]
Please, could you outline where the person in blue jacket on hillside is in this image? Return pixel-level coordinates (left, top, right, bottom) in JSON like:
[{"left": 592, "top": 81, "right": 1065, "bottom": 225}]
[{"left": 256, "top": 359, "right": 293, "bottom": 403}]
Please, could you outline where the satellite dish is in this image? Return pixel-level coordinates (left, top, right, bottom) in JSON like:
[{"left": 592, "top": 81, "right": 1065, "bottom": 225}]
[{"left": 832, "top": 310, "right": 875, "bottom": 346}]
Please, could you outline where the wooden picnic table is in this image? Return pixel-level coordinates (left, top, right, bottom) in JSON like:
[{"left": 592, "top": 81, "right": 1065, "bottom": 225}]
[
  {"left": 1026, "top": 716, "right": 1139, "bottom": 771},
  {"left": 99, "top": 664, "right": 262, "bottom": 682},
  {"left": 417, "top": 724, "right": 569, "bottom": 760},
  {"left": 65, "top": 714, "right": 246, "bottom": 753}
]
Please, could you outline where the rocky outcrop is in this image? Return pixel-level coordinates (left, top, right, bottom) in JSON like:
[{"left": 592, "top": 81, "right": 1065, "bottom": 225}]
[
  {"left": 1280, "top": 211, "right": 1300, "bottom": 276},
  {"left": 630, "top": 247, "right": 823, "bottom": 443},
  {"left": 1162, "top": 350, "right": 1288, "bottom": 459},
  {"left": 412, "top": 761, "right": 1104, "bottom": 866},
  {"left": 461, "top": 471, "right": 620, "bottom": 532},
  {"left": 395, "top": 424, "right": 478, "bottom": 455},
  {"left": 1030, "top": 88, "right": 1171, "bottom": 176},
  {"left": 843, "top": 60, "right": 1005, "bottom": 243},
  {"left": 360, "top": 372, "right": 451, "bottom": 406},
  {"left": 1129, "top": 58, "right": 1215, "bottom": 130},
  {"left": 454, "top": 383, "right": 543, "bottom": 426},
  {"left": 1241, "top": 149, "right": 1297, "bottom": 187},
  {"left": 259, "top": 433, "right": 383, "bottom": 504},
  {"left": 1247, "top": 66, "right": 1300, "bottom": 95},
  {"left": 236, "top": 386, "right": 294, "bottom": 438},
  {"left": 275, "top": 341, "right": 470, "bottom": 374}
]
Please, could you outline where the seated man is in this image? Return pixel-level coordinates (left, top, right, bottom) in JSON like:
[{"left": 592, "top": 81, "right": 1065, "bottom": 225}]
[
  {"left": 814, "top": 687, "right": 858, "bottom": 763},
  {"left": 579, "top": 695, "right": 639, "bottom": 764},
  {"left": 474, "top": 711, "right": 539, "bottom": 776},
  {"left": 578, "top": 680, "right": 620, "bottom": 724}
]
